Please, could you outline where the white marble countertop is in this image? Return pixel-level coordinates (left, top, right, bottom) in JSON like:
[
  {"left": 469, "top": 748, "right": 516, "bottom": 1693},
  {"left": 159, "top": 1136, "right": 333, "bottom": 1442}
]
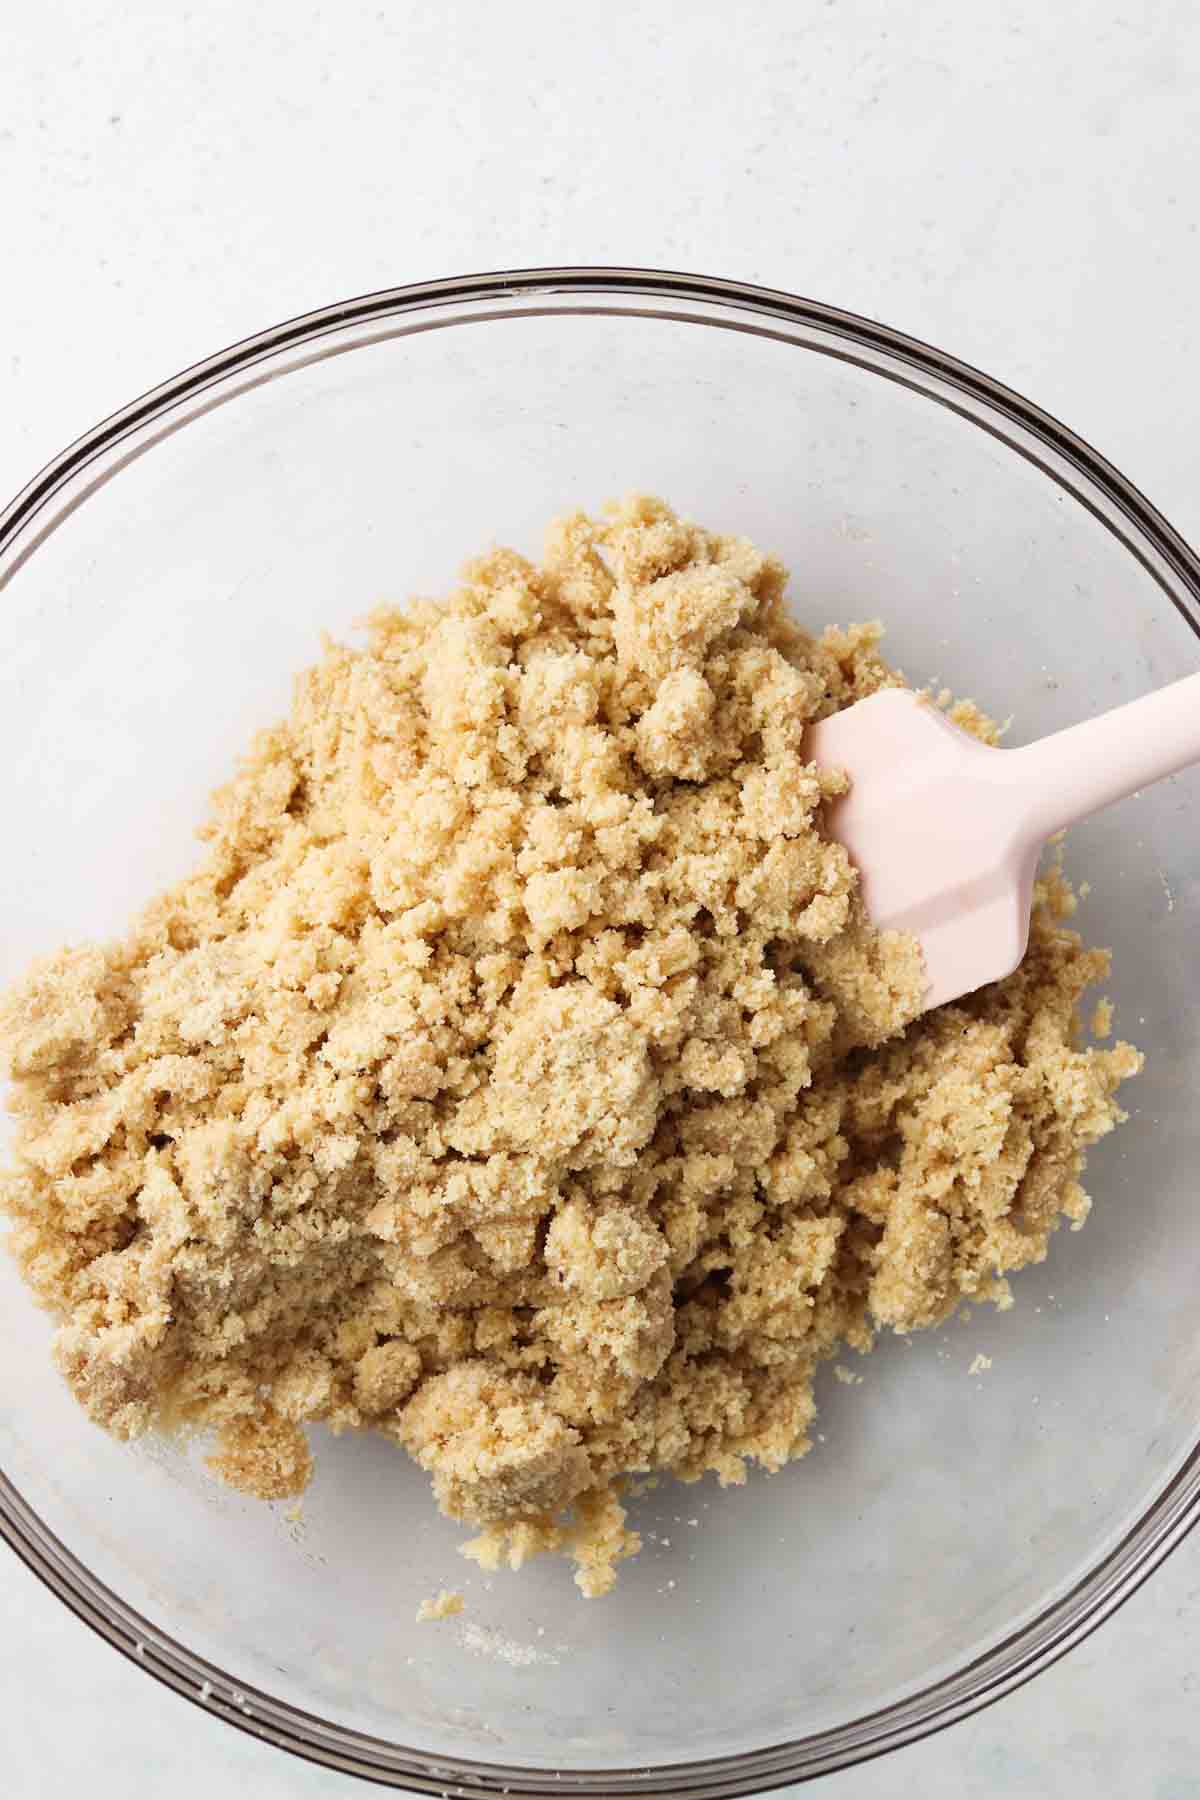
[{"left": 3, "top": 3, "right": 1199, "bottom": 1794}]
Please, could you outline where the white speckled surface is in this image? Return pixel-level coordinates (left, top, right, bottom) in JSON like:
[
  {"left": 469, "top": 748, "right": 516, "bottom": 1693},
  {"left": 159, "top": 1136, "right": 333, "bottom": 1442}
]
[{"left": 3, "top": 3, "right": 1200, "bottom": 1794}]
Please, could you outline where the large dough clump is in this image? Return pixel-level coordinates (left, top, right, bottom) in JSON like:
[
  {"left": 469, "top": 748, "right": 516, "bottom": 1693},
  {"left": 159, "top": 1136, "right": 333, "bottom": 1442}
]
[{"left": 0, "top": 496, "right": 1140, "bottom": 1594}]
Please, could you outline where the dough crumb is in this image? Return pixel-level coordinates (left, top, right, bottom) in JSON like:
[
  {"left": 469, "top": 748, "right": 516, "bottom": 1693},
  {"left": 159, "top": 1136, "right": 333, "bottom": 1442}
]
[
  {"left": 461, "top": 1485, "right": 641, "bottom": 1598},
  {"left": 968, "top": 1354, "right": 993, "bottom": 1376},
  {"left": 0, "top": 494, "right": 1142, "bottom": 1596},
  {"left": 206, "top": 1415, "right": 312, "bottom": 1500},
  {"left": 833, "top": 1365, "right": 864, "bottom": 1386},
  {"left": 416, "top": 1589, "right": 464, "bottom": 1624}
]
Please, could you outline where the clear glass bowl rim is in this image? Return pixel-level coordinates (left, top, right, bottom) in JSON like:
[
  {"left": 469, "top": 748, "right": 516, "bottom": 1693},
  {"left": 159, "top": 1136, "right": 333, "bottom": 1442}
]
[{"left": 2, "top": 266, "right": 1199, "bottom": 1797}]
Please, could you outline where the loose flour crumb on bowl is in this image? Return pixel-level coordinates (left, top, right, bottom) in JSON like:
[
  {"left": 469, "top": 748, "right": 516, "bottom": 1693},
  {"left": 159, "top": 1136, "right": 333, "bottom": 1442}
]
[
  {"left": 1091, "top": 998, "right": 1113, "bottom": 1038},
  {"left": 416, "top": 1590, "right": 465, "bottom": 1624},
  {"left": 459, "top": 1621, "right": 559, "bottom": 1667}
]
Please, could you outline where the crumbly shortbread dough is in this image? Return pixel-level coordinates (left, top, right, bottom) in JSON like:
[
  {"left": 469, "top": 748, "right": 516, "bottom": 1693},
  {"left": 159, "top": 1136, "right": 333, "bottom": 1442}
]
[{"left": 0, "top": 496, "right": 1140, "bottom": 1595}]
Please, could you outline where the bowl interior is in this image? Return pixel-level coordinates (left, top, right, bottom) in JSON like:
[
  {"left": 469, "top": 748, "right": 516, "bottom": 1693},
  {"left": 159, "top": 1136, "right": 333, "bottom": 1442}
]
[{"left": 2, "top": 296, "right": 1199, "bottom": 1781}]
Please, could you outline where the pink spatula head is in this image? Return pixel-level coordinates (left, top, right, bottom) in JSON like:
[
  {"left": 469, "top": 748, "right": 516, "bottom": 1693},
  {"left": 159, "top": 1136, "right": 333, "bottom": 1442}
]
[{"left": 808, "top": 673, "right": 1200, "bottom": 1012}]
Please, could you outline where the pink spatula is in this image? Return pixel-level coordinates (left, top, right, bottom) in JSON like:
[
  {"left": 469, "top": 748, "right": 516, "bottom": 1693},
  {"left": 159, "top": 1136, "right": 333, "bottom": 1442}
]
[{"left": 807, "top": 672, "right": 1200, "bottom": 1011}]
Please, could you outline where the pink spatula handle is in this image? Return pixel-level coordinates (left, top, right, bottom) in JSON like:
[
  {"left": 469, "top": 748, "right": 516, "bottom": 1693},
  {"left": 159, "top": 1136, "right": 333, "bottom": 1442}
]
[{"left": 1001, "top": 669, "right": 1200, "bottom": 845}]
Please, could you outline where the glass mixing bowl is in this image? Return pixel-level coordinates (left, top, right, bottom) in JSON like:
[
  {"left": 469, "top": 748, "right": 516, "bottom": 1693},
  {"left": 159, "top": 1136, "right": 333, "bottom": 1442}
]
[{"left": 2, "top": 270, "right": 1199, "bottom": 1796}]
